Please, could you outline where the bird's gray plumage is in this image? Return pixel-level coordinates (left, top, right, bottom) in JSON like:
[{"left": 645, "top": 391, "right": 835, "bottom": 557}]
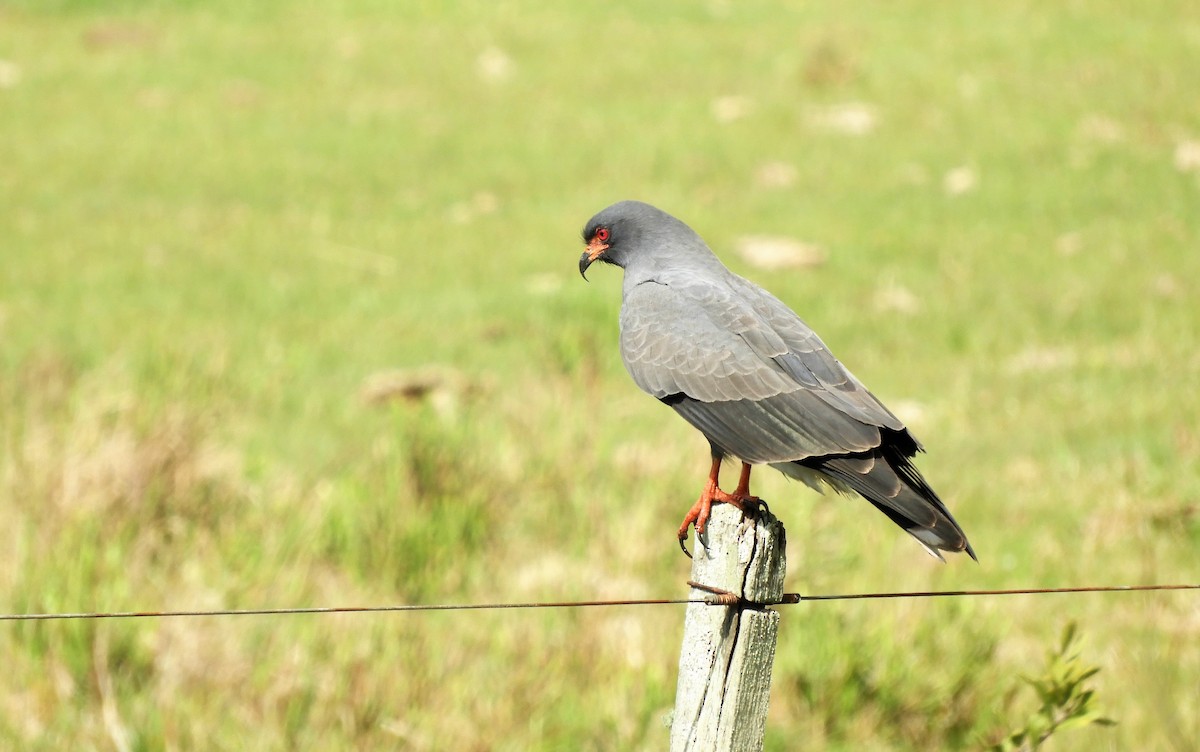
[{"left": 581, "top": 200, "right": 975, "bottom": 560}]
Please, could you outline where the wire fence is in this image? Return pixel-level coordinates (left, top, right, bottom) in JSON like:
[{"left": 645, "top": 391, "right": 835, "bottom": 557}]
[{"left": 1, "top": 583, "right": 1195, "bottom": 621}]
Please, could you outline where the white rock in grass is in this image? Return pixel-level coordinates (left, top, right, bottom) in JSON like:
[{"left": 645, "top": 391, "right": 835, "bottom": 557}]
[
  {"left": 957, "top": 73, "right": 981, "bottom": 101},
  {"left": 136, "top": 87, "right": 171, "bottom": 109},
  {"left": 1174, "top": 140, "right": 1200, "bottom": 174},
  {"left": 1055, "top": 231, "right": 1083, "bottom": 256},
  {"left": 1152, "top": 273, "right": 1181, "bottom": 299},
  {"left": 890, "top": 399, "right": 928, "bottom": 428},
  {"left": 1005, "top": 456, "right": 1041, "bottom": 485},
  {"left": 754, "top": 161, "right": 797, "bottom": 189},
  {"left": 873, "top": 281, "right": 920, "bottom": 315},
  {"left": 1077, "top": 115, "right": 1124, "bottom": 145},
  {"left": 477, "top": 46, "right": 514, "bottom": 82},
  {"left": 808, "top": 102, "right": 876, "bottom": 135},
  {"left": 734, "top": 236, "right": 826, "bottom": 270},
  {"left": 943, "top": 165, "right": 978, "bottom": 196},
  {"left": 0, "top": 60, "right": 21, "bottom": 89},
  {"left": 335, "top": 35, "right": 360, "bottom": 60},
  {"left": 711, "top": 95, "right": 753, "bottom": 124}
]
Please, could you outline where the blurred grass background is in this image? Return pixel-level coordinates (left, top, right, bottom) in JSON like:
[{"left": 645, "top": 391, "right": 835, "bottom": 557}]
[{"left": 2, "top": 0, "right": 1198, "bottom": 749}]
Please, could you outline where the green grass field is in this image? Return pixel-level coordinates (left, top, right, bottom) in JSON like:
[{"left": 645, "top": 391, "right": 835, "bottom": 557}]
[{"left": 3, "top": 1, "right": 1198, "bottom": 749}]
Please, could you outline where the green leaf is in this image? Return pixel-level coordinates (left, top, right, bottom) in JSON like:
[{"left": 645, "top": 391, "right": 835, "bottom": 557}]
[{"left": 989, "top": 622, "right": 1117, "bottom": 751}]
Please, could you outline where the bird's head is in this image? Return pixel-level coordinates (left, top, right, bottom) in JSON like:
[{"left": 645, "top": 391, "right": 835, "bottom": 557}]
[
  {"left": 578, "top": 210, "right": 628, "bottom": 280},
  {"left": 578, "top": 222, "right": 613, "bottom": 280},
  {"left": 578, "top": 200, "right": 719, "bottom": 281},
  {"left": 578, "top": 200, "right": 668, "bottom": 279}
]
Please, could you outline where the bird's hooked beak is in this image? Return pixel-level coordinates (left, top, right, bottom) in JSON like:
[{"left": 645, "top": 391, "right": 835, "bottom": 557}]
[{"left": 578, "top": 237, "right": 609, "bottom": 280}]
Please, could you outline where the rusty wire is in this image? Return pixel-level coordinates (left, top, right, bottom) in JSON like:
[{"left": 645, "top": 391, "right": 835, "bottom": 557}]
[{"left": 0, "top": 584, "right": 1195, "bottom": 621}]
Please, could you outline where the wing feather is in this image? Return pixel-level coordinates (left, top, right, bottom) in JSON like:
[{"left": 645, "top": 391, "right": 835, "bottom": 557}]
[
  {"left": 734, "top": 277, "right": 911, "bottom": 434},
  {"left": 619, "top": 280, "right": 889, "bottom": 460}
]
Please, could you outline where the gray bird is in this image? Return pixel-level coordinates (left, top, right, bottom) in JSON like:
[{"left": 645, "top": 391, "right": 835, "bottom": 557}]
[{"left": 578, "top": 200, "right": 975, "bottom": 561}]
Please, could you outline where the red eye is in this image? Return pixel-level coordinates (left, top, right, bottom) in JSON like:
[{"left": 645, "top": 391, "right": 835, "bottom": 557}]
[{"left": 595, "top": 227, "right": 610, "bottom": 242}]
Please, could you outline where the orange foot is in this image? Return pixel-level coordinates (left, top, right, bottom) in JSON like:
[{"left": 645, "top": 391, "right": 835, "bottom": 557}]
[{"left": 677, "top": 459, "right": 761, "bottom": 558}]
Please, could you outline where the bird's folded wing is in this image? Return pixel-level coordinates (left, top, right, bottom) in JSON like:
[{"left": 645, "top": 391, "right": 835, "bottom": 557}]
[
  {"left": 619, "top": 280, "right": 895, "bottom": 460},
  {"left": 620, "top": 281, "right": 795, "bottom": 402},
  {"left": 730, "top": 276, "right": 908, "bottom": 433}
]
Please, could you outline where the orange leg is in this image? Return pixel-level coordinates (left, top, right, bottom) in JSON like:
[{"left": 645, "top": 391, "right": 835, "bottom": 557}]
[{"left": 677, "top": 459, "right": 761, "bottom": 557}]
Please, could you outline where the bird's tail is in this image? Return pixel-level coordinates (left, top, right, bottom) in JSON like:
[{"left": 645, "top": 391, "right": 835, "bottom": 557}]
[{"left": 775, "top": 446, "right": 976, "bottom": 561}]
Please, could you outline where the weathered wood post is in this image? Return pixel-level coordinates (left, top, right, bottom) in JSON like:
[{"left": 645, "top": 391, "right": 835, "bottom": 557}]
[{"left": 670, "top": 502, "right": 787, "bottom": 752}]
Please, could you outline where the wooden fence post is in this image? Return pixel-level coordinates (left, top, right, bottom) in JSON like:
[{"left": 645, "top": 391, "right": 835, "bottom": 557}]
[{"left": 670, "top": 502, "right": 787, "bottom": 752}]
